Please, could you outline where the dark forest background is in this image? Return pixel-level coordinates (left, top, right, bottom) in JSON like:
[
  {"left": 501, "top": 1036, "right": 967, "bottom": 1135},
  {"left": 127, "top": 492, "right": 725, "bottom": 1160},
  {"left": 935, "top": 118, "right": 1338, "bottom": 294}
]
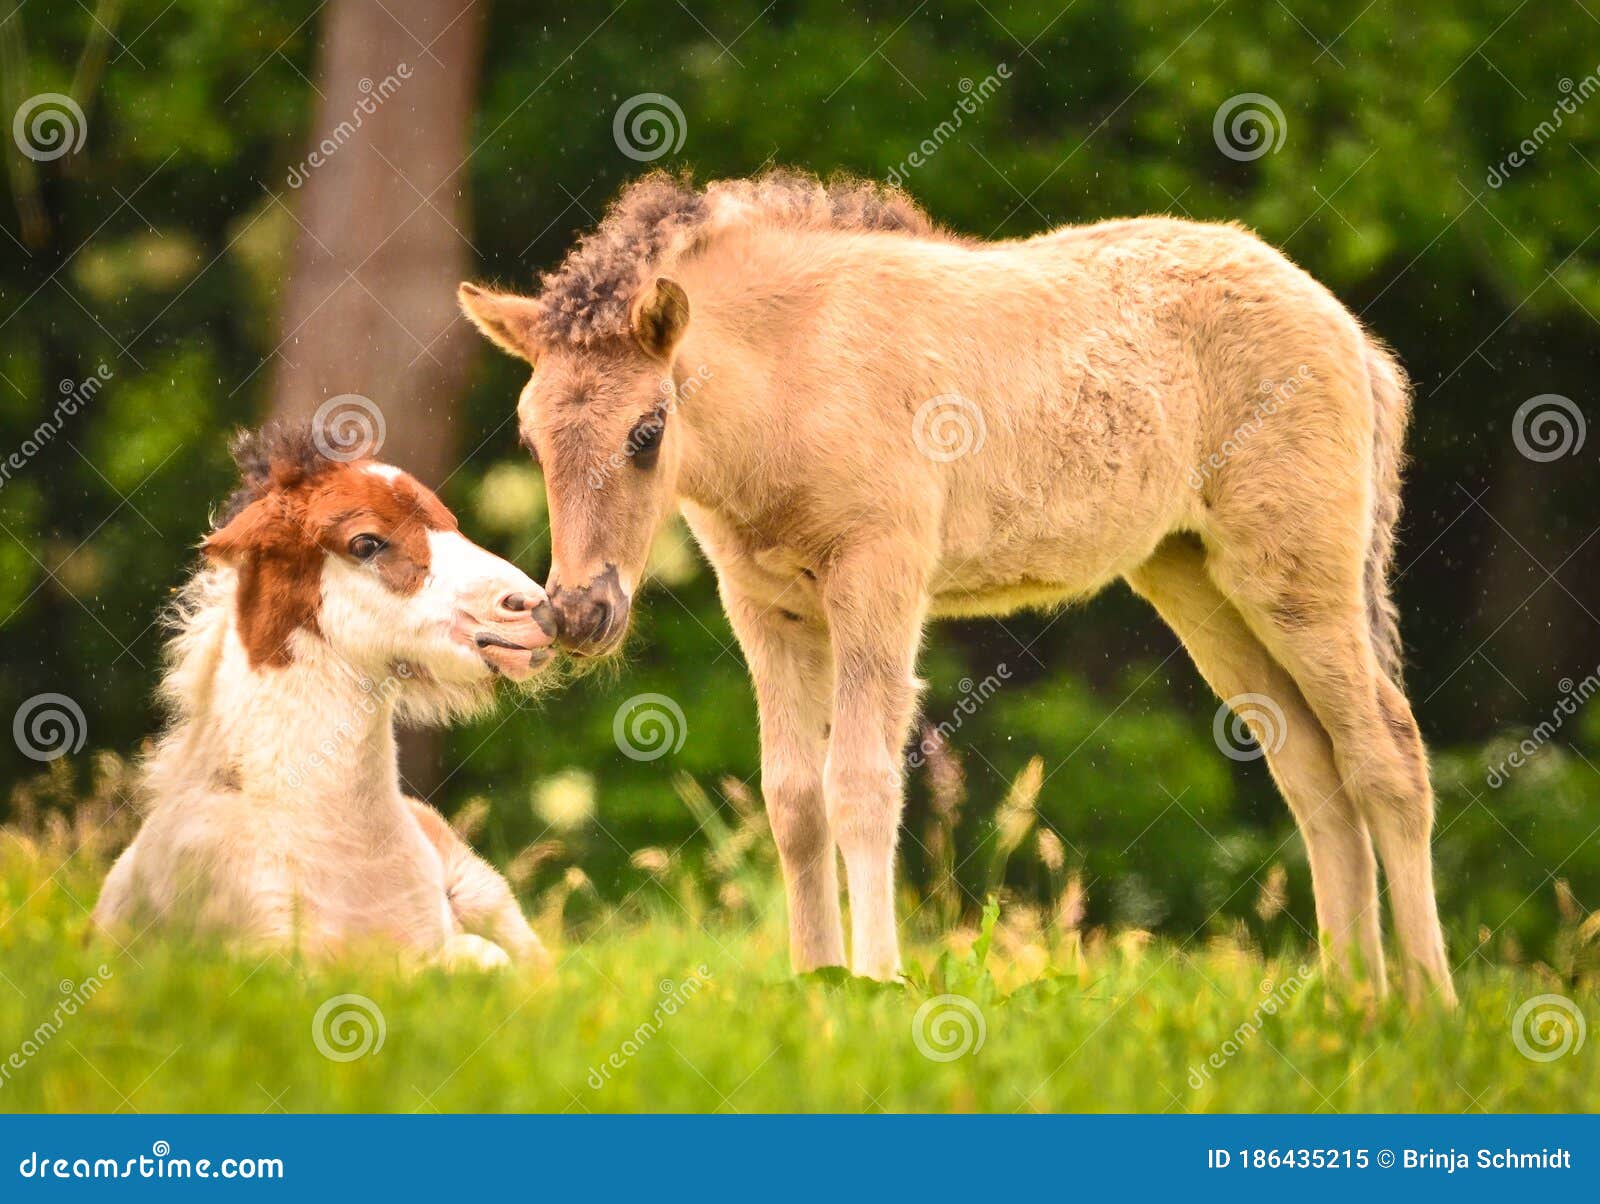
[{"left": 3, "top": 1, "right": 1596, "bottom": 961}]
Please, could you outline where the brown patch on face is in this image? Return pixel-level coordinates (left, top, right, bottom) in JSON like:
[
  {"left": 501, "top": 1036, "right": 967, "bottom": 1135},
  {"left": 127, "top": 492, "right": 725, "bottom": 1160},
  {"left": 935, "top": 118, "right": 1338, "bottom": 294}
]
[
  {"left": 203, "top": 450, "right": 458, "bottom": 668},
  {"left": 301, "top": 467, "right": 457, "bottom": 595}
]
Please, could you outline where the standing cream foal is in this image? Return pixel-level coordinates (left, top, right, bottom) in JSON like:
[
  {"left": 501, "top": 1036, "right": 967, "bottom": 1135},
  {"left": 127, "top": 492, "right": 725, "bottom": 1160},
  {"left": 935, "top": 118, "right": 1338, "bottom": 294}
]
[
  {"left": 461, "top": 170, "right": 1454, "bottom": 1003},
  {"left": 95, "top": 426, "right": 552, "bottom": 969}
]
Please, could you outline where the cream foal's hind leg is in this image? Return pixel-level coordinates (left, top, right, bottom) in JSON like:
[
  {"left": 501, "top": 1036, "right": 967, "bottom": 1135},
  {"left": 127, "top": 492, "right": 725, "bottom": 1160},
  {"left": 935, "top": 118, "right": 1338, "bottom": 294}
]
[
  {"left": 722, "top": 589, "right": 845, "bottom": 972},
  {"left": 1126, "top": 538, "right": 1386, "bottom": 989},
  {"left": 1208, "top": 550, "right": 1456, "bottom": 1006}
]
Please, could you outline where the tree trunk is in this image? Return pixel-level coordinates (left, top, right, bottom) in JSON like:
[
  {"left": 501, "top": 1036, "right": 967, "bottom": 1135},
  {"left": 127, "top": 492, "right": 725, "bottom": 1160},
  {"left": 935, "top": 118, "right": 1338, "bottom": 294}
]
[{"left": 271, "top": 0, "right": 487, "bottom": 795}]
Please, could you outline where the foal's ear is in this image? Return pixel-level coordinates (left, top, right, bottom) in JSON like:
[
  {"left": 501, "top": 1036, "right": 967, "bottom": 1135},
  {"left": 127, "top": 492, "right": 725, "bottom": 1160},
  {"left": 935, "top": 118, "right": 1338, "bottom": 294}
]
[
  {"left": 201, "top": 497, "right": 279, "bottom": 566},
  {"left": 457, "top": 282, "right": 541, "bottom": 364},
  {"left": 201, "top": 508, "right": 254, "bottom": 565},
  {"left": 631, "top": 277, "right": 689, "bottom": 360}
]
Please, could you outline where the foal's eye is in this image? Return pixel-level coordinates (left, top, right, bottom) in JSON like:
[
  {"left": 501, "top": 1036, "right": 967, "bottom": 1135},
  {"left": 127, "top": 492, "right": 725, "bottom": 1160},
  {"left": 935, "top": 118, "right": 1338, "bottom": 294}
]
[
  {"left": 627, "top": 412, "right": 665, "bottom": 468},
  {"left": 348, "top": 533, "right": 386, "bottom": 561}
]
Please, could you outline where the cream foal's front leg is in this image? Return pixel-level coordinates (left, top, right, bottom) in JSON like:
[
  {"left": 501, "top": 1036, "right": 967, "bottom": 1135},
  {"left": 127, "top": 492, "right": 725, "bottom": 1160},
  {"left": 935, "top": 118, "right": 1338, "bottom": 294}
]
[
  {"left": 723, "top": 589, "right": 845, "bottom": 971},
  {"left": 820, "top": 543, "right": 929, "bottom": 980}
]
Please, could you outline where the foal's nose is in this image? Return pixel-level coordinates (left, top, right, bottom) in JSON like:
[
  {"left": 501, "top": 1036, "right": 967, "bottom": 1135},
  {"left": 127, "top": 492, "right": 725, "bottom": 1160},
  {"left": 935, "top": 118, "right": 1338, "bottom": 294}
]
[
  {"left": 548, "top": 566, "right": 629, "bottom": 655},
  {"left": 495, "top": 591, "right": 556, "bottom": 633},
  {"left": 483, "top": 584, "right": 557, "bottom": 642}
]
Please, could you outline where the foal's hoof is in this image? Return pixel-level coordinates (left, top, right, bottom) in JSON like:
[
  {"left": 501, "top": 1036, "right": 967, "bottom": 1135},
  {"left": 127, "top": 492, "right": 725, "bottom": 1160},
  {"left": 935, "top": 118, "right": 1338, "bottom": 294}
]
[{"left": 440, "top": 934, "right": 512, "bottom": 971}]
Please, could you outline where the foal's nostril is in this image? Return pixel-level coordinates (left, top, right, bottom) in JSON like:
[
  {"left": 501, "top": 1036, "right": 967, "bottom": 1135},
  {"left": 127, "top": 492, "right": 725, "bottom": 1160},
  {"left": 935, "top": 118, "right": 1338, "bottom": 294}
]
[
  {"left": 588, "top": 599, "right": 612, "bottom": 642},
  {"left": 500, "top": 592, "right": 528, "bottom": 613}
]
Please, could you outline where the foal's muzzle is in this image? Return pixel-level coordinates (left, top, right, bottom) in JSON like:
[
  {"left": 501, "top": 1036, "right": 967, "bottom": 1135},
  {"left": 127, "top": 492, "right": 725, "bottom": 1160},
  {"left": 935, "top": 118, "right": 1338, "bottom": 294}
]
[
  {"left": 452, "top": 584, "right": 557, "bottom": 681},
  {"left": 548, "top": 565, "right": 630, "bottom": 656}
]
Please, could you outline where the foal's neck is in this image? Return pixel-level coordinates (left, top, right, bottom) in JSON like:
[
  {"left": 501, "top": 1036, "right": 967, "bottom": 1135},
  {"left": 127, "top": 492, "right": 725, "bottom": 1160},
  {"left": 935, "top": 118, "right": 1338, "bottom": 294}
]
[
  {"left": 669, "top": 232, "right": 827, "bottom": 508},
  {"left": 154, "top": 579, "right": 405, "bottom": 817}
]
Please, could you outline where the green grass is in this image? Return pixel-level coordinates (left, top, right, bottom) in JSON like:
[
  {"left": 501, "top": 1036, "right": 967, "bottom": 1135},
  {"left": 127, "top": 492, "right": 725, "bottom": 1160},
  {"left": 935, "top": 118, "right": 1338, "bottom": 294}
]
[{"left": 2, "top": 841, "right": 1596, "bottom": 1113}]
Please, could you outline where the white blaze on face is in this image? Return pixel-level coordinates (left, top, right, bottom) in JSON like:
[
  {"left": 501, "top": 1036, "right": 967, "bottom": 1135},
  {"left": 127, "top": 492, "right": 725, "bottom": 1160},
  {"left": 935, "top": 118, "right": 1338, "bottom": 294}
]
[
  {"left": 317, "top": 530, "right": 540, "bottom": 684},
  {"left": 419, "top": 528, "right": 540, "bottom": 622}
]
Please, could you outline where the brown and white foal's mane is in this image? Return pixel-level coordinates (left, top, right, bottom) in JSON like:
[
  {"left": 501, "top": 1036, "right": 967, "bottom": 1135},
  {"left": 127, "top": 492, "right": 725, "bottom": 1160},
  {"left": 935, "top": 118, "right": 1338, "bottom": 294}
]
[{"left": 530, "top": 169, "right": 946, "bottom": 347}]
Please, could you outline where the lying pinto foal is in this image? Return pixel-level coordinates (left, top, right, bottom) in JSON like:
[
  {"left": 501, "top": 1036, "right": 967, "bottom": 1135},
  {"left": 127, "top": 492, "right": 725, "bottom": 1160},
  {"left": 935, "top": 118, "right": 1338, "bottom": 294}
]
[{"left": 94, "top": 425, "right": 554, "bottom": 969}]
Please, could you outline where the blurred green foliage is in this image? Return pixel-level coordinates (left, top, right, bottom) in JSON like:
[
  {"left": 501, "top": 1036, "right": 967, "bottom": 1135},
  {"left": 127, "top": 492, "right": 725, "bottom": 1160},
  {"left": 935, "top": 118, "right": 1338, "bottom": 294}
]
[{"left": 2, "top": 2, "right": 1597, "bottom": 962}]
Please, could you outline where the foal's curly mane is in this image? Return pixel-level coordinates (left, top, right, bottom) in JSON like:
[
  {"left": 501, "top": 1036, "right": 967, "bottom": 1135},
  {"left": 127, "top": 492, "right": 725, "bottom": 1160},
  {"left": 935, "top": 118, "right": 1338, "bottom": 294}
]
[{"left": 533, "top": 168, "right": 941, "bottom": 346}]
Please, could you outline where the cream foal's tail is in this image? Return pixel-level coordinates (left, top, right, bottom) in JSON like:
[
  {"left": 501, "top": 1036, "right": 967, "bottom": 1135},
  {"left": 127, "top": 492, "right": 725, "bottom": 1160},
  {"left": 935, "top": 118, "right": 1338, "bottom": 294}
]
[{"left": 1362, "top": 336, "right": 1412, "bottom": 688}]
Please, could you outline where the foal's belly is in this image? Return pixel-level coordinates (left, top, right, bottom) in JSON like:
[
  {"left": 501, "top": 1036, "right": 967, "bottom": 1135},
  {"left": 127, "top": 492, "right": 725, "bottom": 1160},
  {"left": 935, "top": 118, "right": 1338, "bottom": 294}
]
[
  {"left": 928, "top": 575, "right": 1090, "bottom": 619},
  {"left": 927, "top": 553, "right": 1122, "bottom": 619},
  {"left": 928, "top": 502, "right": 1171, "bottom": 619}
]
